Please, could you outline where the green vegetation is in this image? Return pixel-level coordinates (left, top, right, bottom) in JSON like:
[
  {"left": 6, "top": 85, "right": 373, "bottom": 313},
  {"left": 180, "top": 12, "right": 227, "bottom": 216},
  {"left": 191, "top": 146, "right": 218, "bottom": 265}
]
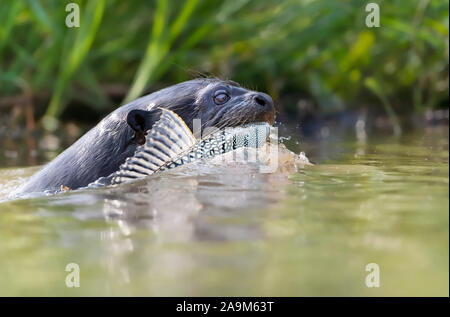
[{"left": 0, "top": 0, "right": 448, "bottom": 127}]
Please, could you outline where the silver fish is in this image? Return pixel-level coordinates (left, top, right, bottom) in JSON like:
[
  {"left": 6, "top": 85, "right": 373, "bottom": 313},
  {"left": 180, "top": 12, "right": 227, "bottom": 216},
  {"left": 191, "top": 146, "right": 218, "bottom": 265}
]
[{"left": 88, "top": 108, "right": 270, "bottom": 187}]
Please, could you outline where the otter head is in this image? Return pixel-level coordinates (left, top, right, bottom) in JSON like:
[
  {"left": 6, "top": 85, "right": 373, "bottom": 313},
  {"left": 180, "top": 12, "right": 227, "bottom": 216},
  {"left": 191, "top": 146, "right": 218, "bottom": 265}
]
[{"left": 126, "top": 78, "right": 275, "bottom": 145}]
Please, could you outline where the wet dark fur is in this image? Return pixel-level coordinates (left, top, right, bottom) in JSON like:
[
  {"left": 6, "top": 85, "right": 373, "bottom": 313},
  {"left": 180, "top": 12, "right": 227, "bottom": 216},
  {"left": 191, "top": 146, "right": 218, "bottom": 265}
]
[{"left": 17, "top": 78, "right": 275, "bottom": 194}]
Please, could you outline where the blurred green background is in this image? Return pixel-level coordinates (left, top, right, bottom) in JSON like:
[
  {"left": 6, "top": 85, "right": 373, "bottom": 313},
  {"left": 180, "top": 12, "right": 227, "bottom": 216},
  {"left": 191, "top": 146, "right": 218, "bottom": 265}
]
[{"left": 0, "top": 0, "right": 448, "bottom": 129}]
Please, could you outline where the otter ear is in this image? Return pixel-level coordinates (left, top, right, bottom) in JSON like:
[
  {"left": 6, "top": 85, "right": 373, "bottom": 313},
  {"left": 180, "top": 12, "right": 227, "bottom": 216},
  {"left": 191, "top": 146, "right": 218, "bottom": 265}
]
[{"left": 126, "top": 109, "right": 161, "bottom": 145}]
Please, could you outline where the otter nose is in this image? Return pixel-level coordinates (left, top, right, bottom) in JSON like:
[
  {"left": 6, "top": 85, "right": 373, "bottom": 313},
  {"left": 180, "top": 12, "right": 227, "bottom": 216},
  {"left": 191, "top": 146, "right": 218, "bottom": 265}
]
[
  {"left": 251, "top": 92, "right": 276, "bottom": 124},
  {"left": 253, "top": 93, "right": 274, "bottom": 109}
]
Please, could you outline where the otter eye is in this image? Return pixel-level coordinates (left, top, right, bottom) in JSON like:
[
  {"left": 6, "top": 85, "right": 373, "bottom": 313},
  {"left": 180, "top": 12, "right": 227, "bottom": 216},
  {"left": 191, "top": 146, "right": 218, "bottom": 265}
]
[{"left": 213, "top": 90, "right": 230, "bottom": 105}]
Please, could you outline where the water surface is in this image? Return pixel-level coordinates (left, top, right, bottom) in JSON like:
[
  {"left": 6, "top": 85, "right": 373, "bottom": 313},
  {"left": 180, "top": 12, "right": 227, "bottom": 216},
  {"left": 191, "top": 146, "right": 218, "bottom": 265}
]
[{"left": 0, "top": 126, "right": 448, "bottom": 296}]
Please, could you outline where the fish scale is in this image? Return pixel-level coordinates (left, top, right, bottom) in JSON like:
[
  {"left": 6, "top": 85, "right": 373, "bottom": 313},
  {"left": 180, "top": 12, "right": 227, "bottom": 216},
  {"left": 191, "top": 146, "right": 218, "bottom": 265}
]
[{"left": 87, "top": 108, "right": 270, "bottom": 187}]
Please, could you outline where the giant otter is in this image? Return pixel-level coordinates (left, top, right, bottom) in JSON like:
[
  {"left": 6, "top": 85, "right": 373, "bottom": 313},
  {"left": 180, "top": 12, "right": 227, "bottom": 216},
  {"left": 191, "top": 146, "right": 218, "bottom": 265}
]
[{"left": 17, "top": 78, "right": 275, "bottom": 194}]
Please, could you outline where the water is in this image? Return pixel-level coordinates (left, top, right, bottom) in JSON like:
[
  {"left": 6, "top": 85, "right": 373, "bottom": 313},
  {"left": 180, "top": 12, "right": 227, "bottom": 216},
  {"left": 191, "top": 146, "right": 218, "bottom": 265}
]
[{"left": 0, "top": 126, "right": 448, "bottom": 296}]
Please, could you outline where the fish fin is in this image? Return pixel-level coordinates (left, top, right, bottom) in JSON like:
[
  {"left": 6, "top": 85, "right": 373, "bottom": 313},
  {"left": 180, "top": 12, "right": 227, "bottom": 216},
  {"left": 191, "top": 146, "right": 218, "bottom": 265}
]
[{"left": 112, "top": 108, "right": 196, "bottom": 184}]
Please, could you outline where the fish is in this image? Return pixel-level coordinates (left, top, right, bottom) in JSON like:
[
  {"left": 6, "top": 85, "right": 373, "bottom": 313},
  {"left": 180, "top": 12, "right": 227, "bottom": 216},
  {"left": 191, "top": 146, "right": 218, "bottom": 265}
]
[{"left": 88, "top": 108, "right": 271, "bottom": 187}]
